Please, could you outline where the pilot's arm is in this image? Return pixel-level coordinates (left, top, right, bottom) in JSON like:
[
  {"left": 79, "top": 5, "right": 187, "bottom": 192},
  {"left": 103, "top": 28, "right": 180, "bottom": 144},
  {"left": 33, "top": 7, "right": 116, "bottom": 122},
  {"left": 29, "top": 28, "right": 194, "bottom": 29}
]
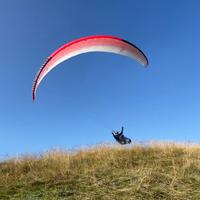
[{"left": 120, "top": 126, "right": 124, "bottom": 134}]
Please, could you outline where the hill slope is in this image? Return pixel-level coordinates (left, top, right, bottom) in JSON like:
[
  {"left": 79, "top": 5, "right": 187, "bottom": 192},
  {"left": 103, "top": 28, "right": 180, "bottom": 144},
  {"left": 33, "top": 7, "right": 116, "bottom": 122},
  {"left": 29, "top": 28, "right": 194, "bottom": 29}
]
[{"left": 1, "top": 143, "right": 200, "bottom": 200}]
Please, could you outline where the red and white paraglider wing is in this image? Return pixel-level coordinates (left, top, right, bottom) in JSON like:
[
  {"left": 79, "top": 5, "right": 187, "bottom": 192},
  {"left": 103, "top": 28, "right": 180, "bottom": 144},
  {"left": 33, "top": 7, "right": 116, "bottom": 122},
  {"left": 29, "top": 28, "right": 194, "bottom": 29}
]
[{"left": 32, "top": 35, "right": 148, "bottom": 101}]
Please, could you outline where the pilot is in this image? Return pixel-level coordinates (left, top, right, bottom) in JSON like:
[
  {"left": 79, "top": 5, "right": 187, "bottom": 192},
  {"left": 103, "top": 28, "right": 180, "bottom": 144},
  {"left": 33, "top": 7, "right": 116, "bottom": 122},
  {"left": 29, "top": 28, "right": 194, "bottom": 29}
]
[{"left": 112, "top": 127, "right": 131, "bottom": 145}]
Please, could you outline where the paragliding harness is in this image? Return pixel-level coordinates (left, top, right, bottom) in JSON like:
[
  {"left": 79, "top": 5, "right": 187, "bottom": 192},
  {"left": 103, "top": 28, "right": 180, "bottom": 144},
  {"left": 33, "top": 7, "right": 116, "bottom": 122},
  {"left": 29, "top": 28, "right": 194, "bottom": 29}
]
[{"left": 112, "top": 127, "right": 131, "bottom": 145}]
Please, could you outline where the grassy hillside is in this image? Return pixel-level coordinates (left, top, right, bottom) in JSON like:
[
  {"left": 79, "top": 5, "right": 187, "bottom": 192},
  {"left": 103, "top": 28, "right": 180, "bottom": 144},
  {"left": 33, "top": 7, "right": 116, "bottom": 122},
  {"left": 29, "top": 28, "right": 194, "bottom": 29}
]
[{"left": 1, "top": 142, "right": 200, "bottom": 200}]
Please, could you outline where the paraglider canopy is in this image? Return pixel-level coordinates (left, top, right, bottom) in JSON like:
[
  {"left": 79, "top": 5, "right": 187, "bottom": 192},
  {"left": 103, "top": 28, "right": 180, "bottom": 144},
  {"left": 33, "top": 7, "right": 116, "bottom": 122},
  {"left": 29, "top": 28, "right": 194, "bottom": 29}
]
[{"left": 32, "top": 35, "right": 149, "bottom": 101}]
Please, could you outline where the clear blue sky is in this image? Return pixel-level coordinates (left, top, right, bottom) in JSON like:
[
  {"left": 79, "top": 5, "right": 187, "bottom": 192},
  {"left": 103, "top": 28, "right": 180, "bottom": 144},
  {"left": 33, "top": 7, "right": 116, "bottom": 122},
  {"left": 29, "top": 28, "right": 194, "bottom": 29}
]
[{"left": 1, "top": 0, "right": 200, "bottom": 157}]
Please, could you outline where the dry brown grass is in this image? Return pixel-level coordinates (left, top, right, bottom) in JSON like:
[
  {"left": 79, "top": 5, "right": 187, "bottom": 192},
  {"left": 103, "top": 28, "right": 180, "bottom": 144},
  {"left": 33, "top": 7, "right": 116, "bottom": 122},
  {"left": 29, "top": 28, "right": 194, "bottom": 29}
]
[{"left": 1, "top": 142, "right": 200, "bottom": 199}]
